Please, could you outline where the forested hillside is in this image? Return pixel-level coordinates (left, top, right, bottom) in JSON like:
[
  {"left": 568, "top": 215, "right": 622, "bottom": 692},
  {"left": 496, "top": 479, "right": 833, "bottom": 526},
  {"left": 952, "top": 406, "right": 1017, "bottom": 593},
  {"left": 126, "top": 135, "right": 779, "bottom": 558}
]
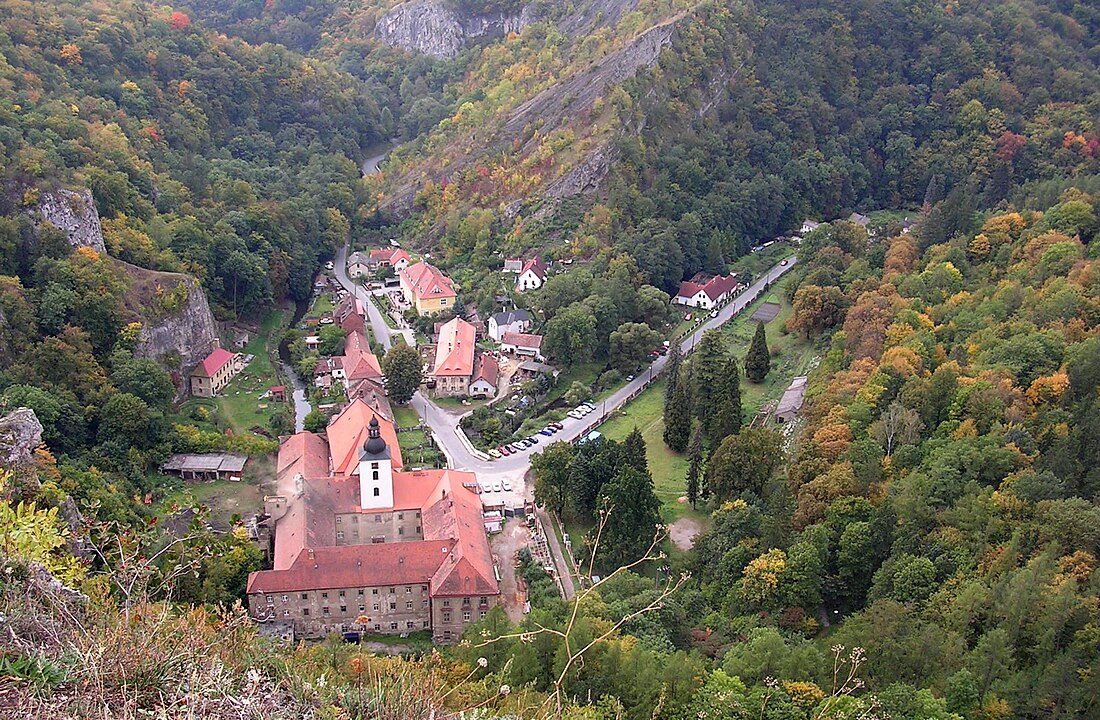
[{"left": 1, "top": 0, "right": 1100, "bottom": 717}]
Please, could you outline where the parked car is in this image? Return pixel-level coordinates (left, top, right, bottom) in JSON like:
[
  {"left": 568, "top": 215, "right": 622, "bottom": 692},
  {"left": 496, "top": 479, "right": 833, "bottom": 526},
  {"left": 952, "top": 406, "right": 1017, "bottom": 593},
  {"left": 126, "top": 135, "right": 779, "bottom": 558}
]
[
  {"left": 492, "top": 482, "right": 502, "bottom": 493},
  {"left": 539, "top": 428, "right": 554, "bottom": 436},
  {"left": 550, "top": 421, "right": 564, "bottom": 430},
  {"left": 498, "top": 445, "right": 510, "bottom": 456},
  {"left": 528, "top": 435, "right": 540, "bottom": 444},
  {"left": 710, "top": 310, "right": 719, "bottom": 318},
  {"left": 488, "top": 448, "right": 501, "bottom": 458},
  {"left": 501, "top": 480, "right": 513, "bottom": 492}
]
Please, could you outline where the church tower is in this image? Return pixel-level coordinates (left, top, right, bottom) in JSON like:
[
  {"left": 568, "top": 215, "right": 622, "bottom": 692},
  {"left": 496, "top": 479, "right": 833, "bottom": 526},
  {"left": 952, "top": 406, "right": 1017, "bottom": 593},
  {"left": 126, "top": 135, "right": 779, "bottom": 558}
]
[{"left": 358, "top": 416, "right": 393, "bottom": 509}]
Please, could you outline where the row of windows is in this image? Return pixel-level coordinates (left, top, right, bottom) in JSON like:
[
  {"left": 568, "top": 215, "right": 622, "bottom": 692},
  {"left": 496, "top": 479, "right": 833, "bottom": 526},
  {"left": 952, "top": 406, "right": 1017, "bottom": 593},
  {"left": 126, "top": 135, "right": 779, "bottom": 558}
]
[
  {"left": 336, "top": 525, "right": 420, "bottom": 541},
  {"left": 442, "top": 611, "right": 485, "bottom": 622},
  {"left": 336, "top": 511, "right": 422, "bottom": 524},
  {"left": 267, "top": 586, "right": 430, "bottom": 604}
]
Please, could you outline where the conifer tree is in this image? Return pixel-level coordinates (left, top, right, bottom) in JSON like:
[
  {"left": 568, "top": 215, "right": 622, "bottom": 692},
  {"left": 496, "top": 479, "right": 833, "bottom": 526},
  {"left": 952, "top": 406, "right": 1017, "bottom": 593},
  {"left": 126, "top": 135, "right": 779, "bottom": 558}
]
[
  {"left": 621, "top": 426, "right": 649, "bottom": 474},
  {"left": 706, "top": 357, "right": 743, "bottom": 449},
  {"left": 663, "top": 374, "right": 692, "bottom": 452},
  {"left": 685, "top": 422, "right": 704, "bottom": 509},
  {"left": 745, "top": 321, "right": 771, "bottom": 383}
]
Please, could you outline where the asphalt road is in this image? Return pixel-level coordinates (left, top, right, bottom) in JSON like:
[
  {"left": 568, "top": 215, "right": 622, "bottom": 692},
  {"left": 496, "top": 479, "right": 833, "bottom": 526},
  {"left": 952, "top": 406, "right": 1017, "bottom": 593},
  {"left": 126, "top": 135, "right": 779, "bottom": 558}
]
[
  {"left": 333, "top": 243, "right": 414, "bottom": 351},
  {"left": 334, "top": 247, "right": 797, "bottom": 509}
]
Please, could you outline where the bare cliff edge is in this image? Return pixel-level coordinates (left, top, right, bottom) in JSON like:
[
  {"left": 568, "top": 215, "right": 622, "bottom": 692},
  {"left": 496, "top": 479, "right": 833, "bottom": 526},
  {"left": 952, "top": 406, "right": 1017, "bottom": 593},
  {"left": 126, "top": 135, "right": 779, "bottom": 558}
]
[
  {"left": 375, "top": 0, "right": 537, "bottom": 59},
  {"left": 27, "top": 186, "right": 219, "bottom": 377}
]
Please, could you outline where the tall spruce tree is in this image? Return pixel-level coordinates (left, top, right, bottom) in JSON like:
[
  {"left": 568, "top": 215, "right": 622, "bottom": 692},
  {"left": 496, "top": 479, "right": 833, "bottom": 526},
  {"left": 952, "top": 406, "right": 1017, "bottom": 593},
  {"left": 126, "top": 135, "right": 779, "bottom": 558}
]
[
  {"left": 664, "top": 342, "right": 682, "bottom": 406},
  {"left": 663, "top": 374, "right": 692, "bottom": 452},
  {"left": 745, "top": 321, "right": 771, "bottom": 383},
  {"left": 621, "top": 427, "right": 649, "bottom": 473},
  {"left": 686, "top": 421, "right": 704, "bottom": 509},
  {"left": 693, "top": 329, "right": 728, "bottom": 424},
  {"left": 706, "top": 357, "right": 743, "bottom": 449}
]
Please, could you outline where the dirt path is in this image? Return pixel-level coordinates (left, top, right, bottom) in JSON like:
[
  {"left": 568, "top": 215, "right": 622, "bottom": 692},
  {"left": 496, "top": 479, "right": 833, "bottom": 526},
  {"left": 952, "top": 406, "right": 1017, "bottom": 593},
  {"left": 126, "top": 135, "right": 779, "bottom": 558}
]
[
  {"left": 669, "top": 516, "right": 701, "bottom": 550},
  {"left": 491, "top": 519, "right": 532, "bottom": 622}
]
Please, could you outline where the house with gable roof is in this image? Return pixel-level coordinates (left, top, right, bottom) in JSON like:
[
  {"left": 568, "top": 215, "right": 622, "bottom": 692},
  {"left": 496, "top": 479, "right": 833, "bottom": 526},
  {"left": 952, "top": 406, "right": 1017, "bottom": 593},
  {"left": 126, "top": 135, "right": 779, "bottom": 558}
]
[
  {"left": 515, "top": 257, "right": 547, "bottom": 292},
  {"left": 431, "top": 317, "right": 476, "bottom": 397},
  {"left": 399, "top": 261, "right": 457, "bottom": 316},
  {"left": 246, "top": 400, "right": 499, "bottom": 643},
  {"left": 189, "top": 347, "right": 242, "bottom": 397},
  {"left": 672, "top": 273, "right": 742, "bottom": 310}
]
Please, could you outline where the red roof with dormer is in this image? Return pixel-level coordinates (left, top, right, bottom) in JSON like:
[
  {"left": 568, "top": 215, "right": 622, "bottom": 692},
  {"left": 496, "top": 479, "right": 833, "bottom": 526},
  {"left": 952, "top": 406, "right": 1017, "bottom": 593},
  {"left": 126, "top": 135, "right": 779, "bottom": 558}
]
[
  {"left": 675, "top": 273, "right": 740, "bottom": 303},
  {"left": 400, "top": 261, "right": 456, "bottom": 302}
]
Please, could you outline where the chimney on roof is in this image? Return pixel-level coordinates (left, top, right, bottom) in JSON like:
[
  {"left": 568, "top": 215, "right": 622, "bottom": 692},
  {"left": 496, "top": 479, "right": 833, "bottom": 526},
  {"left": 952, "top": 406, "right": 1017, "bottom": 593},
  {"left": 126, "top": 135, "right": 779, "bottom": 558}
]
[{"left": 399, "top": 557, "right": 405, "bottom": 567}]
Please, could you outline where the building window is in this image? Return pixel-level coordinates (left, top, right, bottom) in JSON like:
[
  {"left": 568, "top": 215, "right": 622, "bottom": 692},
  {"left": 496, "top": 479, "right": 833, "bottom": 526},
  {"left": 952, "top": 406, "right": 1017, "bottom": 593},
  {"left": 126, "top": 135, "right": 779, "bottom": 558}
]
[
  {"left": 336, "top": 531, "right": 344, "bottom": 540},
  {"left": 373, "top": 487, "right": 379, "bottom": 497},
  {"left": 374, "top": 624, "right": 380, "bottom": 631},
  {"left": 405, "top": 586, "right": 412, "bottom": 594},
  {"left": 442, "top": 599, "right": 450, "bottom": 607},
  {"left": 390, "top": 622, "right": 398, "bottom": 630},
  {"left": 398, "top": 527, "right": 404, "bottom": 536},
  {"left": 443, "top": 613, "right": 451, "bottom": 623},
  {"left": 423, "top": 620, "right": 430, "bottom": 628},
  {"left": 480, "top": 611, "right": 487, "bottom": 619},
  {"left": 371, "top": 462, "right": 378, "bottom": 470},
  {"left": 339, "top": 590, "right": 345, "bottom": 597},
  {"left": 373, "top": 603, "right": 380, "bottom": 611},
  {"left": 302, "top": 609, "right": 310, "bottom": 617},
  {"left": 281, "top": 595, "right": 288, "bottom": 603},
  {"left": 300, "top": 593, "right": 309, "bottom": 600},
  {"left": 323, "top": 607, "right": 329, "bottom": 615},
  {"left": 423, "top": 600, "right": 428, "bottom": 608},
  {"left": 351, "top": 515, "right": 358, "bottom": 523},
  {"left": 321, "top": 592, "right": 328, "bottom": 599},
  {"left": 372, "top": 471, "right": 379, "bottom": 481},
  {"left": 359, "top": 605, "right": 365, "bottom": 613},
  {"left": 357, "top": 589, "right": 364, "bottom": 596},
  {"left": 389, "top": 602, "right": 396, "bottom": 610},
  {"left": 283, "top": 609, "right": 290, "bottom": 617},
  {"left": 336, "top": 516, "right": 342, "bottom": 524},
  {"left": 415, "top": 525, "right": 421, "bottom": 534},
  {"left": 444, "top": 630, "right": 451, "bottom": 640},
  {"left": 415, "top": 512, "right": 421, "bottom": 519},
  {"left": 372, "top": 589, "right": 379, "bottom": 595},
  {"left": 421, "top": 585, "right": 428, "bottom": 593},
  {"left": 398, "top": 512, "right": 404, "bottom": 520},
  {"left": 462, "top": 597, "right": 470, "bottom": 606},
  {"left": 480, "top": 596, "right": 488, "bottom": 605},
  {"left": 405, "top": 601, "right": 413, "bottom": 610},
  {"left": 389, "top": 587, "right": 395, "bottom": 594},
  {"left": 463, "top": 611, "right": 471, "bottom": 622},
  {"left": 406, "top": 621, "right": 415, "bottom": 629},
  {"left": 375, "top": 515, "right": 382, "bottom": 523},
  {"left": 340, "top": 605, "right": 347, "bottom": 613},
  {"left": 265, "top": 595, "right": 273, "bottom": 605}
]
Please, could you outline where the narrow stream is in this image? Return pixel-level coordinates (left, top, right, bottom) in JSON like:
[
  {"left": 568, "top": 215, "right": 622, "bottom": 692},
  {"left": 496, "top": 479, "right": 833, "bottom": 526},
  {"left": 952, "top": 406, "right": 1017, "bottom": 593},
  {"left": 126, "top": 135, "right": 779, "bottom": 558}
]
[{"left": 279, "top": 299, "right": 312, "bottom": 432}]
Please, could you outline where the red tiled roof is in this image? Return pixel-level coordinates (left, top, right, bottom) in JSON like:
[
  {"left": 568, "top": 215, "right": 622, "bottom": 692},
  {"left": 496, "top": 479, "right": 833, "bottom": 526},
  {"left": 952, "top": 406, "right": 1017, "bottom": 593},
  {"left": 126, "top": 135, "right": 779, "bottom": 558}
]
[
  {"left": 519, "top": 257, "right": 547, "bottom": 281},
  {"left": 473, "top": 355, "right": 499, "bottom": 386},
  {"left": 193, "top": 348, "right": 234, "bottom": 378},
  {"left": 433, "top": 317, "right": 476, "bottom": 377},
  {"left": 400, "top": 261, "right": 456, "bottom": 302},
  {"left": 369, "top": 248, "right": 411, "bottom": 266},
  {"left": 247, "top": 540, "right": 454, "bottom": 594},
  {"left": 343, "top": 331, "right": 382, "bottom": 381},
  {"left": 502, "top": 331, "right": 542, "bottom": 350},
  {"left": 676, "top": 273, "right": 739, "bottom": 302},
  {"left": 327, "top": 399, "right": 403, "bottom": 475}
]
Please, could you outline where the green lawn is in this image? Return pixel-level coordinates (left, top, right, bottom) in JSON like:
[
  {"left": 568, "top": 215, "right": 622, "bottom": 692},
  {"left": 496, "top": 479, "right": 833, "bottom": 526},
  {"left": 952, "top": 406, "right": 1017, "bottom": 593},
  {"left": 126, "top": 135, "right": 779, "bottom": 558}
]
[
  {"left": 212, "top": 309, "right": 289, "bottom": 436},
  {"left": 392, "top": 405, "right": 420, "bottom": 428},
  {"left": 718, "top": 274, "right": 817, "bottom": 422},
  {"left": 596, "top": 379, "right": 703, "bottom": 526},
  {"left": 589, "top": 272, "right": 815, "bottom": 526},
  {"left": 311, "top": 293, "right": 335, "bottom": 316}
]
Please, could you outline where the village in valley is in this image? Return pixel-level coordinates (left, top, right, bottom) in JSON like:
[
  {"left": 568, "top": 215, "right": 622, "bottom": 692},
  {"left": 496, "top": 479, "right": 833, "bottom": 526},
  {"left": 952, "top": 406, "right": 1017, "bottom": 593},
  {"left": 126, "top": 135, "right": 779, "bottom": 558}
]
[{"left": 155, "top": 207, "right": 846, "bottom": 644}]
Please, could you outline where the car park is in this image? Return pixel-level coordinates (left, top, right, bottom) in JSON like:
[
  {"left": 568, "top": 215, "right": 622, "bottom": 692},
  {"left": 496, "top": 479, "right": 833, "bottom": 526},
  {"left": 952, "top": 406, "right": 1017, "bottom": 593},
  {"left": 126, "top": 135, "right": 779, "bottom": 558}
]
[{"left": 539, "top": 428, "right": 553, "bottom": 436}]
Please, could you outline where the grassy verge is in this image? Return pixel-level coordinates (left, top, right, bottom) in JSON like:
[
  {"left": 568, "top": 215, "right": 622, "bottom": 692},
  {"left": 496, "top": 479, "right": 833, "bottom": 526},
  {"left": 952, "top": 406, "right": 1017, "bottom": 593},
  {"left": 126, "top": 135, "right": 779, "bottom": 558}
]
[
  {"left": 211, "top": 310, "right": 289, "bottom": 436},
  {"left": 392, "top": 405, "right": 420, "bottom": 428},
  {"left": 369, "top": 292, "right": 400, "bottom": 330},
  {"left": 311, "top": 293, "right": 335, "bottom": 316}
]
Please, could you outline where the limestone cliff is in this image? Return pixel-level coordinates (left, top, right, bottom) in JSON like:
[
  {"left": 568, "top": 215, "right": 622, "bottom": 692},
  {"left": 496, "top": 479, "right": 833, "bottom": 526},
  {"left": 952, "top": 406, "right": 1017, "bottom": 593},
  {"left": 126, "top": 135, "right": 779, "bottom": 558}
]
[
  {"left": 128, "top": 270, "right": 220, "bottom": 374},
  {"left": 0, "top": 407, "right": 43, "bottom": 475},
  {"left": 375, "top": 0, "right": 536, "bottom": 59},
  {"left": 31, "top": 187, "right": 107, "bottom": 254}
]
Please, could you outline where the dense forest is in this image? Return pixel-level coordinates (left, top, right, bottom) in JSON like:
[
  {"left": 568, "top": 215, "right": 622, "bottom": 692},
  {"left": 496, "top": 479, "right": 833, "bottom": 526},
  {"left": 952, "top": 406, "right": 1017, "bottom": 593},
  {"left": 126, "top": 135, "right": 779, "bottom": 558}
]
[{"left": 1, "top": 0, "right": 1100, "bottom": 717}]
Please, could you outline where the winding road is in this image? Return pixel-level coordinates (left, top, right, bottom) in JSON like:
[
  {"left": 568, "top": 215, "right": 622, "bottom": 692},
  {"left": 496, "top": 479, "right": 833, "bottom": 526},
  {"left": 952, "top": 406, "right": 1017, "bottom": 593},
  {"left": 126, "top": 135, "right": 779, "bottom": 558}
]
[{"left": 333, "top": 251, "right": 798, "bottom": 507}]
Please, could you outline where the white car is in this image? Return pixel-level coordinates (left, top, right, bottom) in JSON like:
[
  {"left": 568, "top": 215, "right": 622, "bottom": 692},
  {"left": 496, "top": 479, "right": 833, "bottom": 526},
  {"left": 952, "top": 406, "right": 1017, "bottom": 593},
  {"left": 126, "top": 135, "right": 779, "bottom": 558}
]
[
  {"left": 492, "top": 482, "right": 502, "bottom": 493},
  {"left": 502, "top": 480, "right": 512, "bottom": 492}
]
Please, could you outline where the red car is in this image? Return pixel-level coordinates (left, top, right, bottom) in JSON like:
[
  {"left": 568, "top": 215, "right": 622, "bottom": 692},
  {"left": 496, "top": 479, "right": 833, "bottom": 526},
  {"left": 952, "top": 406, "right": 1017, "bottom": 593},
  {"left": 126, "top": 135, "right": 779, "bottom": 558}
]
[{"left": 498, "top": 445, "right": 511, "bottom": 456}]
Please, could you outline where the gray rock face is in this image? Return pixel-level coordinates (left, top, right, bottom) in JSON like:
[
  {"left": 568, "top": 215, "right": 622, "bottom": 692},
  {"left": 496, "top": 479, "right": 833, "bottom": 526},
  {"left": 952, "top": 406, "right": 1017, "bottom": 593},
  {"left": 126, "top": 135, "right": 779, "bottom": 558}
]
[
  {"left": 0, "top": 407, "right": 43, "bottom": 473},
  {"left": 375, "top": 0, "right": 537, "bottom": 59},
  {"left": 134, "top": 277, "right": 220, "bottom": 374},
  {"left": 32, "top": 187, "right": 107, "bottom": 254}
]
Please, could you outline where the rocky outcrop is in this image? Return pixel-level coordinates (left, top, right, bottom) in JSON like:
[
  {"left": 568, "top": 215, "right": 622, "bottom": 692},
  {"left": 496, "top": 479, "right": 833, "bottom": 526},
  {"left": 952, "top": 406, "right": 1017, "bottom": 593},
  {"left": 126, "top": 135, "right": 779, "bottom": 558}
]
[
  {"left": 133, "top": 275, "right": 219, "bottom": 374},
  {"left": 558, "top": 0, "right": 640, "bottom": 37},
  {"left": 375, "top": 0, "right": 537, "bottom": 59},
  {"left": 0, "top": 407, "right": 43, "bottom": 474},
  {"left": 31, "top": 187, "right": 106, "bottom": 254},
  {"left": 502, "top": 19, "right": 675, "bottom": 139}
]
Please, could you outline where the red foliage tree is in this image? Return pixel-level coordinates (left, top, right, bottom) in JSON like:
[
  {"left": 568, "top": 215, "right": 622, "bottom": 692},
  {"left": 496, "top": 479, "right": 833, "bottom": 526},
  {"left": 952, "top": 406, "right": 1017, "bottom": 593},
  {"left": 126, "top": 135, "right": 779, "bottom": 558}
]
[{"left": 169, "top": 11, "right": 190, "bottom": 30}]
